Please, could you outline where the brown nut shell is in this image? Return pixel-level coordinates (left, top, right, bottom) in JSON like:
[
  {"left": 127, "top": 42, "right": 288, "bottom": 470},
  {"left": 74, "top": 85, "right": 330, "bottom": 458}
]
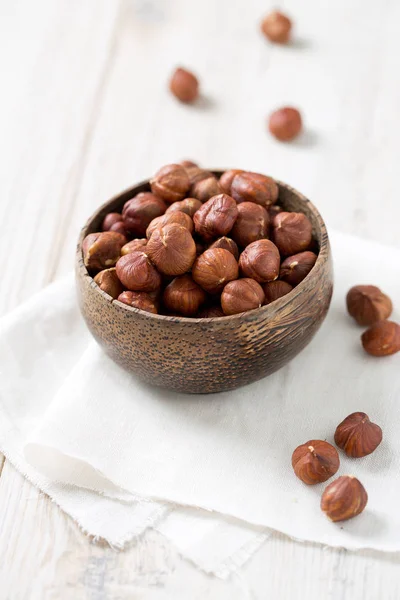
[
  {"left": 361, "top": 320, "right": 400, "bottom": 356},
  {"left": 231, "top": 172, "right": 279, "bottom": 207},
  {"left": 280, "top": 251, "right": 317, "bottom": 286},
  {"left": 102, "top": 212, "right": 123, "bottom": 231},
  {"left": 197, "top": 305, "right": 225, "bottom": 318},
  {"left": 321, "top": 476, "right": 368, "bottom": 522},
  {"left": 194, "top": 194, "right": 238, "bottom": 240},
  {"left": 219, "top": 169, "right": 244, "bottom": 195},
  {"left": 269, "top": 107, "right": 302, "bottom": 142},
  {"left": 146, "top": 223, "right": 196, "bottom": 276},
  {"left": 292, "top": 440, "right": 340, "bottom": 485},
  {"left": 117, "top": 291, "right": 158, "bottom": 314},
  {"left": 166, "top": 198, "right": 202, "bottom": 217},
  {"left": 263, "top": 280, "right": 293, "bottom": 305},
  {"left": 180, "top": 160, "right": 198, "bottom": 168},
  {"left": 150, "top": 164, "right": 190, "bottom": 203},
  {"left": 239, "top": 239, "right": 280, "bottom": 283},
  {"left": 334, "top": 412, "right": 383, "bottom": 458},
  {"left": 261, "top": 10, "right": 292, "bottom": 44},
  {"left": 169, "top": 67, "right": 199, "bottom": 103},
  {"left": 146, "top": 211, "right": 194, "bottom": 239},
  {"left": 231, "top": 202, "right": 270, "bottom": 247},
  {"left": 346, "top": 285, "right": 393, "bottom": 326},
  {"left": 191, "top": 176, "right": 222, "bottom": 202},
  {"left": 121, "top": 239, "right": 147, "bottom": 255},
  {"left": 115, "top": 251, "right": 161, "bottom": 292},
  {"left": 208, "top": 237, "right": 239, "bottom": 260},
  {"left": 93, "top": 268, "right": 123, "bottom": 299},
  {"left": 82, "top": 231, "right": 126, "bottom": 272},
  {"left": 273, "top": 211, "right": 313, "bottom": 255},
  {"left": 185, "top": 166, "right": 213, "bottom": 187},
  {"left": 109, "top": 221, "right": 128, "bottom": 236},
  {"left": 163, "top": 275, "right": 206, "bottom": 317},
  {"left": 192, "top": 248, "right": 239, "bottom": 294},
  {"left": 122, "top": 192, "right": 167, "bottom": 237},
  {"left": 221, "top": 279, "right": 265, "bottom": 315}
]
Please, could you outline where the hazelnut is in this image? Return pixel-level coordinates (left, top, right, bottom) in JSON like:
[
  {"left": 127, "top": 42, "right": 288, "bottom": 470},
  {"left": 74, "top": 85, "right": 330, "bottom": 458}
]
[
  {"left": 150, "top": 164, "right": 190, "bottom": 203},
  {"left": 269, "top": 107, "right": 302, "bottom": 142},
  {"left": 334, "top": 412, "right": 382, "bottom": 458},
  {"left": 121, "top": 239, "right": 147, "bottom": 255},
  {"left": 219, "top": 169, "right": 244, "bottom": 195},
  {"left": 231, "top": 172, "right": 279, "bottom": 207},
  {"left": 82, "top": 231, "right": 126, "bottom": 272},
  {"left": 280, "top": 251, "right": 317, "bottom": 285},
  {"left": 163, "top": 275, "right": 206, "bottom": 317},
  {"left": 146, "top": 223, "right": 196, "bottom": 276},
  {"left": 194, "top": 194, "right": 238, "bottom": 240},
  {"left": 268, "top": 205, "right": 282, "bottom": 221},
  {"left": 239, "top": 239, "right": 280, "bottom": 283},
  {"left": 180, "top": 160, "right": 198, "bottom": 168},
  {"left": 191, "top": 176, "right": 221, "bottom": 202},
  {"left": 115, "top": 251, "right": 161, "bottom": 292},
  {"left": 93, "top": 268, "right": 123, "bottom": 299},
  {"left": 109, "top": 221, "right": 128, "bottom": 237},
  {"left": 261, "top": 10, "right": 292, "bottom": 44},
  {"left": 292, "top": 440, "right": 340, "bottom": 485},
  {"left": 221, "top": 279, "right": 265, "bottom": 315},
  {"left": 146, "top": 211, "right": 194, "bottom": 239},
  {"left": 208, "top": 237, "right": 239, "bottom": 260},
  {"left": 192, "top": 248, "right": 239, "bottom": 294},
  {"left": 263, "top": 280, "right": 293, "bottom": 305},
  {"left": 272, "top": 212, "right": 313, "bottom": 255},
  {"left": 361, "top": 320, "right": 400, "bottom": 357},
  {"left": 321, "top": 476, "right": 368, "bottom": 522},
  {"left": 169, "top": 67, "right": 199, "bottom": 103},
  {"left": 102, "top": 212, "right": 122, "bottom": 231},
  {"left": 231, "top": 202, "right": 269, "bottom": 247},
  {"left": 185, "top": 166, "right": 214, "bottom": 187},
  {"left": 166, "top": 198, "right": 202, "bottom": 217},
  {"left": 198, "top": 305, "right": 225, "bottom": 318},
  {"left": 117, "top": 291, "right": 158, "bottom": 314},
  {"left": 346, "top": 285, "right": 393, "bottom": 326},
  {"left": 122, "top": 192, "right": 167, "bottom": 237}
]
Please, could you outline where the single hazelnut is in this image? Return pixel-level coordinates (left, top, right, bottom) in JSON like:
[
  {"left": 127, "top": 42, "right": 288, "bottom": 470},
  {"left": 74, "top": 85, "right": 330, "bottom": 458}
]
[
  {"left": 109, "top": 221, "right": 128, "bottom": 237},
  {"left": 150, "top": 164, "right": 190, "bottom": 203},
  {"left": 117, "top": 291, "right": 158, "bottom": 314},
  {"left": 239, "top": 239, "right": 280, "bottom": 283},
  {"left": 146, "top": 223, "right": 196, "bottom": 276},
  {"left": 231, "top": 202, "right": 270, "bottom": 247},
  {"left": 169, "top": 67, "right": 199, "bottom": 103},
  {"left": 82, "top": 231, "right": 126, "bottom": 272},
  {"left": 180, "top": 160, "right": 198, "bottom": 168},
  {"left": 361, "top": 320, "right": 400, "bottom": 357},
  {"left": 102, "top": 212, "right": 123, "bottom": 231},
  {"left": 219, "top": 169, "right": 244, "bottom": 195},
  {"left": 93, "top": 268, "right": 123, "bottom": 299},
  {"left": 185, "top": 166, "right": 214, "bottom": 187},
  {"left": 321, "top": 476, "right": 368, "bottom": 522},
  {"left": 263, "top": 280, "right": 293, "bottom": 305},
  {"left": 221, "top": 279, "right": 265, "bottom": 315},
  {"left": 146, "top": 211, "right": 194, "bottom": 239},
  {"left": 194, "top": 194, "right": 238, "bottom": 240},
  {"left": 334, "top": 412, "right": 382, "bottom": 458},
  {"left": 163, "top": 275, "right": 206, "bottom": 317},
  {"left": 269, "top": 107, "right": 302, "bottom": 142},
  {"left": 292, "top": 440, "right": 340, "bottom": 485},
  {"left": 280, "top": 251, "right": 317, "bottom": 285},
  {"left": 198, "top": 305, "right": 225, "bottom": 318},
  {"left": 261, "top": 10, "right": 292, "bottom": 44},
  {"left": 208, "top": 237, "right": 239, "bottom": 260},
  {"left": 272, "top": 211, "right": 313, "bottom": 255},
  {"left": 115, "top": 251, "right": 161, "bottom": 292},
  {"left": 231, "top": 172, "right": 279, "bottom": 207},
  {"left": 122, "top": 192, "right": 167, "bottom": 237},
  {"left": 121, "top": 239, "right": 147, "bottom": 255},
  {"left": 346, "top": 285, "right": 393, "bottom": 326},
  {"left": 192, "top": 248, "right": 239, "bottom": 294},
  {"left": 191, "top": 176, "right": 222, "bottom": 202},
  {"left": 165, "top": 198, "right": 202, "bottom": 217}
]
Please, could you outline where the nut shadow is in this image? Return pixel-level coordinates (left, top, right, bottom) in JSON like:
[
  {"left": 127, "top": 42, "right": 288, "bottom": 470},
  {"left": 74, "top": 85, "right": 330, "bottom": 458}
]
[
  {"left": 286, "top": 37, "right": 312, "bottom": 51},
  {"left": 290, "top": 129, "right": 318, "bottom": 149},
  {"left": 194, "top": 94, "right": 216, "bottom": 112}
]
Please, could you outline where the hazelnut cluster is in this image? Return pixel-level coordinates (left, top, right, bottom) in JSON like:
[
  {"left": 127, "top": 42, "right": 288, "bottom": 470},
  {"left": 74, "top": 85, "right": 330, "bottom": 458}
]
[{"left": 82, "top": 163, "right": 318, "bottom": 318}]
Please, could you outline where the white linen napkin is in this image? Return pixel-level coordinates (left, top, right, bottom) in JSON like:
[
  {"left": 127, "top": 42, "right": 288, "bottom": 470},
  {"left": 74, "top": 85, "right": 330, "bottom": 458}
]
[{"left": 0, "top": 230, "right": 399, "bottom": 566}]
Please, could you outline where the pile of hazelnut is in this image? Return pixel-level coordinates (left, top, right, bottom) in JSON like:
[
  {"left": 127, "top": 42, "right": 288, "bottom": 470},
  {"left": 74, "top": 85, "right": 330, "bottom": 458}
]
[{"left": 82, "top": 162, "right": 318, "bottom": 318}]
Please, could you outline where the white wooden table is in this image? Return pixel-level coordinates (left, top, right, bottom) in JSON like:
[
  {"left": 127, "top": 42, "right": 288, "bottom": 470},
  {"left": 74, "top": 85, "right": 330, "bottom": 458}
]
[{"left": 1, "top": 0, "right": 400, "bottom": 597}]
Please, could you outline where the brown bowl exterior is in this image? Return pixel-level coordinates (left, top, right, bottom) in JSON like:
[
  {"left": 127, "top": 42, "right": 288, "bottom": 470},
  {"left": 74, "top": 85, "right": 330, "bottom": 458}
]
[{"left": 76, "top": 174, "right": 333, "bottom": 393}]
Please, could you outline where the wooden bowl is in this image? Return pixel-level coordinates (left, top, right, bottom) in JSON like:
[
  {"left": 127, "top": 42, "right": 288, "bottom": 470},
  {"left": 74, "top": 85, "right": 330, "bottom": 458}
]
[{"left": 76, "top": 173, "right": 333, "bottom": 394}]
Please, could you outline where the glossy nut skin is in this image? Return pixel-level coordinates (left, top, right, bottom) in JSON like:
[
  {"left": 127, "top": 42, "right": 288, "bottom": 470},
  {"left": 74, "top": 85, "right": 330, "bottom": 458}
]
[
  {"left": 269, "top": 107, "right": 302, "bottom": 142},
  {"left": 150, "top": 164, "right": 190, "bottom": 203},
  {"left": 169, "top": 67, "right": 199, "bottom": 103},
  {"left": 219, "top": 169, "right": 244, "bottom": 195},
  {"left": 231, "top": 202, "right": 270, "bottom": 247},
  {"left": 115, "top": 251, "right": 161, "bottom": 292},
  {"left": 321, "top": 476, "right": 368, "bottom": 522},
  {"left": 146, "top": 223, "right": 196, "bottom": 276},
  {"left": 121, "top": 239, "right": 147, "bottom": 255},
  {"left": 361, "top": 320, "right": 400, "bottom": 356},
  {"left": 239, "top": 239, "right": 280, "bottom": 283},
  {"left": 122, "top": 192, "right": 167, "bottom": 237},
  {"left": 82, "top": 231, "right": 126, "bottom": 272},
  {"left": 263, "top": 280, "right": 293, "bottom": 305},
  {"left": 346, "top": 285, "right": 393, "bottom": 326},
  {"left": 197, "top": 305, "right": 225, "bottom": 318},
  {"left": 146, "top": 211, "right": 194, "bottom": 239},
  {"left": 163, "top": 275, "right": 206, "bottom": 317},
  {"left": 109, "top": 221, "right": 128, "bottom": 236},
  {"left": 221, "top": 279, "right": 265, "bottom": 315},
  {"left": 192, "top": 248, "right": 239, "bottom": 294},
  {"left": 280, "top": 251, "right": 317, "bottom": 286},
  {"left": 292, "top": 440, "right": 340, "bottom": 485},
  {"left": 180, "top": 160, "right": 198, "bottom": 168},
  {"left": 231, "top": 172, "right": 279, "bottom": 207},
  {"left": 166, "top": 198, "right": 202, "bottom": 217},
  {"left": 117, "top": 291, "right": 158, "bottom": 314},
  {"left": 191, "top": 176, "right": 221, "bottom": 203},
  {"left": 261, "top": 10, "right": 292, "bottom": 44},
  {"left": 273, "top": 211, "right": 313, "bottom": 255},
  {"left": 334, "top": 412, "right": 383, "bottom": 458},
  {"left": 93, "top": 268, "right": 123, "bottom": 299},
  {"left": 194, "top": 194, "right": 238, "bottom": 240},
  {"left": 102, "top": 212, "right": 122, "bottom": 231},
  {"left": 185, "top": 166, "right": 213, "bottom": 187},
  {"left": 208, "top": 237, "right": 239, "bottom": 260}
]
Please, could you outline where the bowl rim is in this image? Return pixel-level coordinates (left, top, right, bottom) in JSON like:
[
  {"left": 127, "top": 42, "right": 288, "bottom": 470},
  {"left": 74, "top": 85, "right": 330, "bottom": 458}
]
[{"left": 77, "top": 173, "right": 330, "bottom": 324}]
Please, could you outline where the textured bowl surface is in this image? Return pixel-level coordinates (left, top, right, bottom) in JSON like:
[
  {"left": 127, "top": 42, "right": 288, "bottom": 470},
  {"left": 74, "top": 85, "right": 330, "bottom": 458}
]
[{"left": 76, "top": 173, "right": 333, "bottom": 393}]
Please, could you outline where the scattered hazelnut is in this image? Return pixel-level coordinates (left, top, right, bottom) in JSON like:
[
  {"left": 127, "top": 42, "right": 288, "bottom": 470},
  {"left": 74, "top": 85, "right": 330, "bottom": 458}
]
[
  {"left": 346, "top": 285, "right": 393, "bottom": 326},
  {"left": 334, "top": 412, "right": 383, "bottom": 458},
  {"left": 115, "top": 251, "right": 161, "bottom": 292},
  {"left": 221, "top": 279, "right": 265, "bottom": 315},
  {"left": 321, "top": 476, "right": 368, "bottom": 522},
  {"left": 109, "top": 221, "right": 127, "bottom": 236},
  {"left": 263, "top": 280, "right": 293, "bottom": 305},
  {"left": 163, "top": 275, "right": 206, "bottom": 317},
  {"left": 150, "top": 164, "right": 190, "bottom": 203},
  {"left": 261, "top": 10, "right": 292, "bottom": 44},
  {"left": 198, "top": 305, "right": 225, "bottom": 318},
  {"left": 231, "top": 172, "right": 279, "bottom": 207},
  {"left": 280, "top": 251, "right": 317, "bottom": 285},
  {"left": 191, "top": 176, "right": 221, "bottom": 202},
  {"left": 180, "top": 160, "right": 198, "bottom": 168},
  {"left": 117, "top": 291, "right": 158, "bottom": 314},
  {"left": 94, "top": 268, "right": 123, "bottom": 299},
  {"left": 361, "top": 320, "right": 400, "bottom": 357},
  {"left": 239, "top": 239, "right": 280, "bottom": 283},
  {"left": 169, "top": 67, "right": 199, "bottom": 103},
  {"left": 122, "top": 192, "right": 167, "bottom": 237},
  {"left": 102, "top": 212, "right": 123, "bottom": 231},
  {"left": 231, "top": 202, "right": 269, "bottom": 247},
  {"left": 292, "top": 440, "right": 340, "bottom": 485},
  {"left": 219, "top": 169, "right": 244, "bottom": 195},
  {"left": 208, "top": 237, "right": 239, "bottom": 260},
  {"left": 82, "top": 231, "right": 126, "bottom": 272},
  {"left": 166, "top": 198, "right": 202, "bottom": 217},
  {"left": 194, "top": 194, "right": 238, "bottom": 240},
  {"left": 146, "top": 211, "right": 194, "bottom": 239},
  {"left": 121, "top": 239, "right": 147, "bottom": 255},
  {"left": 269, "top": 107, "right": 302, "bottom": 142},
  {"left": 272, "top": 212, "right": 312, "bottom": 255},
  {"left": 192, "top": 248, "right": 239, "bottom": 294},
  {"left": 146, "top": 223, "right": 196, "bottom": 276}
]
